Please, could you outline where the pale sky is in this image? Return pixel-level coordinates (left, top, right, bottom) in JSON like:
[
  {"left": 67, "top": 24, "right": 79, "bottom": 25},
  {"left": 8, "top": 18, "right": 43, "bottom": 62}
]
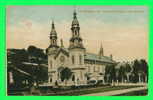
[{"left": 6, "top": 6, "right": 148, "bottom": 62}]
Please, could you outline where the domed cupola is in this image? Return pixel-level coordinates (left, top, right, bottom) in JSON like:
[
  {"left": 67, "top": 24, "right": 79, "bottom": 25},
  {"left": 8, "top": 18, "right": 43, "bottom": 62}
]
[{"left": 72, "top": 10, "right": 79, "bottom": 26}]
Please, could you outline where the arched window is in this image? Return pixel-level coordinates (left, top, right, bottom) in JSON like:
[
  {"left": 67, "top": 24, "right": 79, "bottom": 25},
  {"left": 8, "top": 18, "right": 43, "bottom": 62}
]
[
  {"left": 72, "top": 75, "right": 75, "bottom": 81},
  {"left": 72, "top": 55, "right": 75, "bottom": 64},
  {"left": 75, "top": 30, "right": 77, "bottom": 35},
  {"left": 54, "top": 40, "right": 56, "bottom": 44},
  {"left": 88, "top": 66, "right": 90, "bottom": 72},
  {"left": 80, "top": 71, "right": 83, "bottom": 80},
  {"left": 50, "top": 78, "right": 52, "bottom": 82},
  {"left": 94, "top": 66, "right": 96, "bottom": 72},
  {"left": 98, "top": 66, "right": 100, "bottom": 72},
  {"left": 79, "top": 55, "right": 82, "bottom": 65},
  {"left": 50, "top": 60, "right": 52, "bottom": 68},
  {"left": 52, "top": 40, "right": 54, "bottom": 44}
]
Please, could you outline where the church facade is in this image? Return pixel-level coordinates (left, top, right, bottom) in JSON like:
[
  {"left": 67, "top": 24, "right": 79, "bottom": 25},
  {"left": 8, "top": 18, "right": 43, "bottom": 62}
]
[{"left": 46, "top": 11, "right": 116, "bottom": 86}]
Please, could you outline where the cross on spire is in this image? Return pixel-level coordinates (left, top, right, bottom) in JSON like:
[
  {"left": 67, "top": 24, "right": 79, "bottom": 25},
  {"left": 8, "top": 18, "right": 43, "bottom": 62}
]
[
  {"left": 73, "top": 5, "right": 77, "bottom": 19},
  {"left": 52, "top": 20, "right": 55, "bottom": 29},
  {"left": 73, "top": 9, "right": 77, "bottom": 19}
]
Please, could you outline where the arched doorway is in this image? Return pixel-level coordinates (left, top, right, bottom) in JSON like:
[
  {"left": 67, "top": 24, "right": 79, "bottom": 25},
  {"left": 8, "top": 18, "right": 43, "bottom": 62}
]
[
  {"left": 59, "top": 67, "right": 72, "bottom": 86},
  {"left": 57, "top": 67, "right": 64, "bottom": 82},
  {"left": 72, "top": 75, "right": 75, "bottom": 82}
]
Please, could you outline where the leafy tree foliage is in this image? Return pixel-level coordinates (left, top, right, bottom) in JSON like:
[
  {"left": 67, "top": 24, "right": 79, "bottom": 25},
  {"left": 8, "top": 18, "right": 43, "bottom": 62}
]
[
  {"left": 131, "top": 59, "right": 148, "bottom": 83},
  {"left": 118, "top": 66, "right": 126, "bottom": 83},
  {"left": 104, "top": 59, "right": 148, "bottom": 83},
  {"left": 7, "top": 45, "right": 48, "bottom": 90},
  {"left": 105, "top": 64, "right": 116, "bottom": 83},
  {"left": 27, "top": 45, "right": 47, "bottom": 64}
]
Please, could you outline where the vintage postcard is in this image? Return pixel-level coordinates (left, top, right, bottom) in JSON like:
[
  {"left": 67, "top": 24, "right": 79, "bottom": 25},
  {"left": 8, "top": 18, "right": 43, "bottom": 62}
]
[{"left": 7, "top": 6, "right": 148, "bottom": 96}]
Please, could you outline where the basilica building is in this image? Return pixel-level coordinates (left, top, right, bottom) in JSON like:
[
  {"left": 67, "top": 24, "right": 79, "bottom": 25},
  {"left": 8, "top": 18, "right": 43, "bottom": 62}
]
[{"left": 46, "top": 11, "right": 116, "bottom": 86}]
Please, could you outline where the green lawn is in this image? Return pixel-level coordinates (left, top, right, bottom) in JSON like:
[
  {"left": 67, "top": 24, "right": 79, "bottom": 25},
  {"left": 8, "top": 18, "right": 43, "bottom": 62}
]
[
  {"left": 45, "top": 85, "right": 143, "bottom": 96},
  {"left": 8, "top": 85, "right": 144, "bottom": 96}
]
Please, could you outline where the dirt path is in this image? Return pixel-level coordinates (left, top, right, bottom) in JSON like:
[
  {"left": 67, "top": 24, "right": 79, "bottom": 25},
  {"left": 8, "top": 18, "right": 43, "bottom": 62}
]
[{"left": 82, "top": 86, "right": 147, "bottom": 96}]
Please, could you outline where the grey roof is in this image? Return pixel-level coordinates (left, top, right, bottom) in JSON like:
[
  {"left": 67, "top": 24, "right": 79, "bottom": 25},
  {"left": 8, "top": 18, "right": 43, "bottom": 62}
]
[
  {"left": 84, "top": 53, "right": 116, "bottom": 64},
  {"left": 48, "top": 46, "right": 116, "bottom": 64}
]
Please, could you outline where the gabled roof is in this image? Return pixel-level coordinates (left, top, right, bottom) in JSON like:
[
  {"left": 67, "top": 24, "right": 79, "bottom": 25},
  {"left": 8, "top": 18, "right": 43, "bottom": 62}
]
[
  {"left": 84, "top": 53, "right": 116, "bottom": 64},
  {"left": 54, "top": 48, "right": 69, "bottom": 59}
]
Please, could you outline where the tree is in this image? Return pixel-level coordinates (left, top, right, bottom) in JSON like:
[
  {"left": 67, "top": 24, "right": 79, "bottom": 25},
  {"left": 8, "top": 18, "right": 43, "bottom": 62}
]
[
  {"left": 33, "top": 64, "right": 48, "bottom": 86},
  {"left": 139, "top": 59, "right": 148, "bottom": 83},
  {"left": 132, "top": 59, "right": 141, "bottom": 83},
  {"left": 27, "top": 45, "right": 48, "bottom": 86},
  {"left": 7, "top": 49, "right": 29, "bottom": 89},
  {"left": 131, "top": 59, "right": 148, "bottom": 83},
  {"left": 125, "top": 62, "right": 132, "bottom": 82},
  {"left": 27, "top": 45, "right": 47, "bottom": 63},
  {"left": 10, "top": 49, "right": 29, "bottom": 67},
  {"left": 105, "top": 65, "right": 111, "bottom": 83},
  {"left": 118, "top": 66, "right": 126, "bottom": 83},
  {"left": 105, "top": 64, "right": 116, "bottom": 83},
  {"left": 7, "top": 47, "right": 48, "bottom": 90},
  {"left": 60, "top": 67, "right": 72, "bottom": 85},
  {"left": 27, "top": 46, "right": 37, "bottom": 56}
]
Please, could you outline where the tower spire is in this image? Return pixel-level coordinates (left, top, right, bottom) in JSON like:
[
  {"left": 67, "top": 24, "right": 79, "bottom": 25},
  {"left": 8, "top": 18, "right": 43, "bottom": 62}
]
[
  {"left": 73, "top": 5, "right": 77, "bottom": 19},
  {"left": 99, "top": 43, "right": 104, "bottom": 57},
  {"left": 60, "top": 39, "right": 64, "bottom": 48},
  {"left": 73, "top": 9, "right": 77, "bottom": 19},
  {"left": 49, "top": 20, "right": 58, "bottom": 47},
  {"left": 72, "top": 10, "right": 79, "bottom": 26},
  {"left": 52, "top": 20, "right": 55, "bottom": 29},
  {"left": 50, "top": 20, "right": 56, "bottom": 34}
]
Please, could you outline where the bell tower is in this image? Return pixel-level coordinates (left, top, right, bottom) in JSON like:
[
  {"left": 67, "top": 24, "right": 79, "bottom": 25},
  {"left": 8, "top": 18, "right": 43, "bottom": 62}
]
[
  {"left": 47, "top": 21, "right": 59, "bottom": 55},
  {"left": 47, "top": 20, "right": 59, "bottom": 84},
  {"left": 68, "top": 10, "right": 86, "bottom": 85},
  {"left": 69, "top": 10, "right": 84, "bottom": 49}
]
